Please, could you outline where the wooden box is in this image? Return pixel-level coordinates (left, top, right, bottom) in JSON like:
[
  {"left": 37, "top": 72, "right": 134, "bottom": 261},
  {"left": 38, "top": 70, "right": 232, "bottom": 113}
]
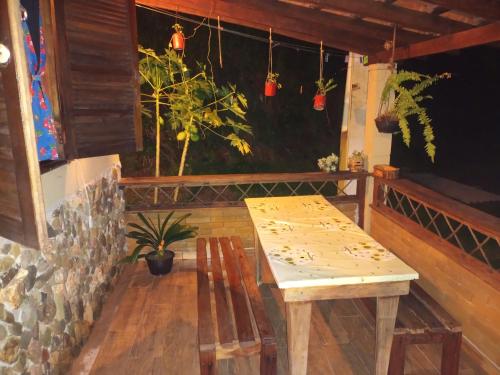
[{"left": 373, "top": 165, "right": 399, "bottom": 179}]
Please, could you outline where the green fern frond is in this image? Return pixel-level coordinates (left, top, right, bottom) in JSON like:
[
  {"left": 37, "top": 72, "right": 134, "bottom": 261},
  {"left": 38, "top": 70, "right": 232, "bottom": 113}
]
[{"left": 380, "top": 70, "right": 450, "bottom": 161}]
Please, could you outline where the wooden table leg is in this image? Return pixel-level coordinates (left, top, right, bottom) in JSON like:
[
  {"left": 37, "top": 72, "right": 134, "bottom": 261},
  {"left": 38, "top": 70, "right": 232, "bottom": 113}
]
[
  {"left": 254, "top": 227, "right": 262, "bottom": 285},
  {"left": 376, "top": 296, "right": 400, "bottom": 375},
  {"left": 286, "top": 301, "right": 312, "bottom": 375}
]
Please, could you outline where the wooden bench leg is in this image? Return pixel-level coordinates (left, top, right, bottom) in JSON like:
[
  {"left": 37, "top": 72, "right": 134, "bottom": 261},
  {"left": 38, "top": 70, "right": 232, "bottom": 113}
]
[
  {"left": 388, "top": 335, "right": 406, "bottom": 375},
  {"left": 260, "top": 340, "right": 277, "bottom": 375},
  {"left": 441, "top": 332, "right": 462, "bottom": 375},
  {"left": 199, "top": 349, "right": 216, "bottom": 375}
]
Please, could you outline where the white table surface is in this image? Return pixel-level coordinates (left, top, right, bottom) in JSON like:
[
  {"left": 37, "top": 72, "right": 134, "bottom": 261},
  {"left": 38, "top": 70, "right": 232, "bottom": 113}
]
[{"left": 245, "top": 195, "right": 418, "bottom": 289}]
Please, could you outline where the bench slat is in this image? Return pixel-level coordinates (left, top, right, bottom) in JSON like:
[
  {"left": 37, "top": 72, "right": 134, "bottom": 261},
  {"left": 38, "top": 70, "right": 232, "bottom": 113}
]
[
  {"left": 400, "top": 293, "right": 445, "bottom": 330},
  {"left": 411, "top": 283, "right": 461, "bottom": 332},
  {"left": 219, "top": 237, "right": 255, "bottom": 343},
  {"left": 209, "top": 237, "right": 235, "bottom": 345},
  {"left": 196, "top": 239, "right": 216, "bottom": 350},
  {"left": 231, "top": 236, "right": 277, "bottom": 348}
]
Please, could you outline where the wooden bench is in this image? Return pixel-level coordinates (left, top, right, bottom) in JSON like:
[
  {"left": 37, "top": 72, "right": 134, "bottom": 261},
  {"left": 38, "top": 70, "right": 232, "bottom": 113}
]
[
  {"left": 361, "top": 282, "right": 462, "bottom": 375},
  {"left": 196, "top": 236, "right": 277, "bottom": 375}
]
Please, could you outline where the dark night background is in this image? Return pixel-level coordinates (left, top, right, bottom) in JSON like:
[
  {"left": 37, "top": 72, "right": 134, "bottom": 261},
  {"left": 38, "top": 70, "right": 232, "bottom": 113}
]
[
  {"left": 122, "top": 8, "right": 347, "bottom": 176},
  {"left": 122, "top": 7, "right": 500, "bottom": 211}
]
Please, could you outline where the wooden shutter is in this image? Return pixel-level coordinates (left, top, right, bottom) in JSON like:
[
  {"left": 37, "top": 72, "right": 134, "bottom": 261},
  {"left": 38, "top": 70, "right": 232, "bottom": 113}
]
[
  {"left": 0, "top": 0, "right": 46, "bottom": 249},
  {"left": 52, "top": 0, "right": 142, "bottom": 159}
]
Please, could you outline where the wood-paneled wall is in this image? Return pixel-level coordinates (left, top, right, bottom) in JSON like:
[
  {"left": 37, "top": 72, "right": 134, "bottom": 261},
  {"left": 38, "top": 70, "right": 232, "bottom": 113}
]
[
  {"left": 0, "top": 0, "right": 46, "bottom": 249},
  {"left": 371, "top": 208, "right": 500, "bottom": 371}
]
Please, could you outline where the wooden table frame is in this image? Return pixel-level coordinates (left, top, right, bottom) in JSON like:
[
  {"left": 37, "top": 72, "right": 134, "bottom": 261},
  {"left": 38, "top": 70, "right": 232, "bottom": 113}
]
[{"left": 254, "top": 230, "right": 409, "bottom": 375}]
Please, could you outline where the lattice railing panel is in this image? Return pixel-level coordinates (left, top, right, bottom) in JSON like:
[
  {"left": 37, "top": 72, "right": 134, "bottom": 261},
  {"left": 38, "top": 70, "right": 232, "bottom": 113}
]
[
  {"left": 124, "top": 180, "right": 356, "bottom": 208},
  {"left": 380, "top": 184, "right": 500, "bottom": 270}
]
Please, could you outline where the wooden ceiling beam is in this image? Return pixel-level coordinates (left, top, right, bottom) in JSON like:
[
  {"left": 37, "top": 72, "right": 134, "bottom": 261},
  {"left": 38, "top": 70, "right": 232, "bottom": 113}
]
[
  {"left": 369, "top": 22, "right": 500, "bottom": 63},
  {"left": 136, "top": 0, "right": 384, "bottom": 54},
  {"left": 422, "top": 0, "right": 500, "bottom": 21},
  {"left": 284, "top": 0, "right": 470, "bottom": 34},
  {"left": 281, "top": 3, "right": 427, "bottom": 45}
]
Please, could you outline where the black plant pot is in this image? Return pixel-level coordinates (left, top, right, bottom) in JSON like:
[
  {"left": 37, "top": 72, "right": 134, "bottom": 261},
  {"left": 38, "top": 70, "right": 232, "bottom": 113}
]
[
  {"left": 375, "top": 114, "right": 400, "bottom": 134},
  {"left": 145, "top": 250, "right": 175, "bottom": 276}
]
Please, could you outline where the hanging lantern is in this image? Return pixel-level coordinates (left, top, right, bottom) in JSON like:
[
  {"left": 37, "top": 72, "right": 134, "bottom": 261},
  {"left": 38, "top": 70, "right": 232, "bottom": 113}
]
[{"left": 171, "top": 23, "right": 185, "bottom": 51}]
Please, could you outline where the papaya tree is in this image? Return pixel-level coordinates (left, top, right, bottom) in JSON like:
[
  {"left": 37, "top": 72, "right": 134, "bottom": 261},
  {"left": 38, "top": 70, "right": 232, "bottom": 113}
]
[{"left": 138, "top": 46, "right": 252, "bottom": 201}]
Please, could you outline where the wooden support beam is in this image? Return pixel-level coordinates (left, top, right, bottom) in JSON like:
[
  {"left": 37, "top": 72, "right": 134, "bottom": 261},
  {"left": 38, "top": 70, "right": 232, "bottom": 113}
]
[
  {"left": 277, "top": 1, "right": 428, "bottom": 44},
  {"left": 136, "top": 0, "right": 385, "bottom": 54},
  {"left": 423, "top": 0, "right": 500, "bottom": 21},
  {"left": 369, "top": 22, "right": 500, "bottom": 62},
  {"left": 284, "top": 0, "right": 470, "bottom": 35}
]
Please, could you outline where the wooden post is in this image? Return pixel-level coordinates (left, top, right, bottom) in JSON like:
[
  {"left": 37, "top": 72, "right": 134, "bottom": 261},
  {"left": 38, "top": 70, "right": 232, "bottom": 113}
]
[
  {"left": 375, "top": 295, "right": 400, "bottom": 375},
  {"left": 372, "top": 177, "right": 381, "bottom": 208},
  {"left": 441, "top": 332, "right": 462, "bottom": 375},
  {"left": 254, "top": 226, "right": 262, "bottom": 285},
  {"left": 388, "top": 334, "right": 407, "bottom": 375},
  {"left": 286, "top": 301, "right": 312, "bottom": 375},
  {"left": 356, "top": 174, "right": 367, "bottom": 228}
]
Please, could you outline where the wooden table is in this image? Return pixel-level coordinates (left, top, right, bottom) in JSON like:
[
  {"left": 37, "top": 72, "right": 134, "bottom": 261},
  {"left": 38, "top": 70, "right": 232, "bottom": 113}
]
[{"left": 245, "top": 195, "right": 418, "bottom": 375}]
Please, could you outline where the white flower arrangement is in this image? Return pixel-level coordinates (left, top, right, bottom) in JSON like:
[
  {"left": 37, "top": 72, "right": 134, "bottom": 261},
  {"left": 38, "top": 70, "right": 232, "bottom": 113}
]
[{"left": 317, "top": 153, "right": 339, "bottom": 173}]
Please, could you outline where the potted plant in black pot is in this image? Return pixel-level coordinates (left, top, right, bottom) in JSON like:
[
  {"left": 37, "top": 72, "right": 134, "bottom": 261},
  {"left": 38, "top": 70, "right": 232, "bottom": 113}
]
[
  {"left": 375, "top": 70, "right": 451, "bottom": 162},
  {"left": 120, "top": 212, "right": 198, "bottom": 276}
]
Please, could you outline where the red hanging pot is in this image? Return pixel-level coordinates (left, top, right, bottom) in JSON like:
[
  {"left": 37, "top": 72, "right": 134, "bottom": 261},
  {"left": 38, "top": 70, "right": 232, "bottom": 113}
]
[
  {"left": 313, "top": 94, "right": 326, "bottom": 111},
  {"left": 172, "top": 32, "right": 185, "bottom": 51},
  {"left": 265, "top": 80, "right": 277, "bottom": 97}
]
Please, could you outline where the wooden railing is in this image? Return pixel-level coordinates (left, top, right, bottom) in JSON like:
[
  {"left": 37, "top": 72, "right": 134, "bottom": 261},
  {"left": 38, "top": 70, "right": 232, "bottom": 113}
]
[
  {"left": 372, "top": 177, "right": 500, "bottom": 271},
  {"left": 120, "top": 171, "right": 368, "bottom": 227}
]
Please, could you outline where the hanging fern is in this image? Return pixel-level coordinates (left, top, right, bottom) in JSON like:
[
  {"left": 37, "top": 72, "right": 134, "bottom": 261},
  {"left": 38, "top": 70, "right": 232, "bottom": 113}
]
[{"left": 379, "top": 70, "right": 451, "bottom": 162}]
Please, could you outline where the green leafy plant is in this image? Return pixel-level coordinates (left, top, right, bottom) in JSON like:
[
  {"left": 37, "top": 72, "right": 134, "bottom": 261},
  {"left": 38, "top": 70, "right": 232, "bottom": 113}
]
[
  {"left": 379, "top": 70, "right": 451, "bottom": 162},
  {"left": 138, "top": 46, "right": 252, "bottom": 185},
  {"left": 172, "top": 23, "right": 183, "bottom": 33},
  {"left": 120, "top": 212, "right": 198, "bottom": 263},
  {"left": 315, "top": 78, "right": 336, "bottom": 95},
  {"left": 317, "top": 152, "right": 339, "bottom": 173},
  {"left": 266, "top": 72, "right": 282, "bottom": 88}
]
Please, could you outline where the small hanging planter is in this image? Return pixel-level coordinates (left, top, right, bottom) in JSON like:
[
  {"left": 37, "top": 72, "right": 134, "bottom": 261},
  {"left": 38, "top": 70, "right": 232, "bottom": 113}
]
[
  {"left": 265, "top": 73, "right": 280, "bottom": 97},
  {"left": 313, "top": 41, "right": 336, "bottom": 111},
  {"left": 313, "top": 94, "right": 326, "bottom": 111},
  {"left": 375, "top": 25, "right": 451, "bottom": 163},
  {"left": 265, "top": 28, "right": 281, "bottom": 97},
  {"left": 375, "top": 112, "right": 400, "bottom": 133},
  {"left": 171, "top": 23, "right": 185, "bottom": 51}
]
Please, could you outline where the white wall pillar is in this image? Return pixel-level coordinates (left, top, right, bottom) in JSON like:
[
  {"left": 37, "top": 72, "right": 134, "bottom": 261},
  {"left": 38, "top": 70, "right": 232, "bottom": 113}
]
[
  {"left": 363, "top": 63, "right": 393, "bottom": 233},
  {"left": 340, "top": 53, "right": 369, "bottom": 172},
  {"left": 340, "top": 56, "right": 393, "bottom": 232}
]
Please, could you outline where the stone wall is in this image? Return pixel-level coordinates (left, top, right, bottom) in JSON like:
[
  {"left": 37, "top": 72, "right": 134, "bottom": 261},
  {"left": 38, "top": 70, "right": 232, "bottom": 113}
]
[
  {"left": 127, "top": 203, "right": 358, "bottom": 259},
  {"left": 0, "top": 167, "right": 126, "bottom": 374}
]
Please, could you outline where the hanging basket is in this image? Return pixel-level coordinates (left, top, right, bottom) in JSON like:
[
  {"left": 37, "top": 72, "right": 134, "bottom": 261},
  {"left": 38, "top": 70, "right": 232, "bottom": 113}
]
[
  {"left": 375, "top": 113, "right": 400, "bottom": 134},
  {"left": 172, "top": 32, "right": 185, "bottom": 51},
  {"left": 265, "top": 80, "right": 277, "bottom": 97},
  {"left": 313, "top": 94, "right": 326, "bottom": 111}
]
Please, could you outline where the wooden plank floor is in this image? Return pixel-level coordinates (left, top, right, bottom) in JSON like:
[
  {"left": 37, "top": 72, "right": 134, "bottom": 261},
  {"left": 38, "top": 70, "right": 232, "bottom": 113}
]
[{"left": 71, "top": 260, "right": 490, "bottom": 375}]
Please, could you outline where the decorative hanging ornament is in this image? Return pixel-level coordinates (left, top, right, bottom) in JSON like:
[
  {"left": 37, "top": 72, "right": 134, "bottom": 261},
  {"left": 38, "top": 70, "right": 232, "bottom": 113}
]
[
  {"left": 171, "top": 23, "right": 185, "bottom": 51},
  {"left": 313, "top": 41, "right": 326, "bottom": 111}
]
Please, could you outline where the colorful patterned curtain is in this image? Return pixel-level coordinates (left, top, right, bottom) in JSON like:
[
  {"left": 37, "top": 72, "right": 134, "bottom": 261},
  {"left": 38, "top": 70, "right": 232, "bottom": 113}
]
[{"left": 22, "top": 12, "right": 59, "bottom": 161}]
